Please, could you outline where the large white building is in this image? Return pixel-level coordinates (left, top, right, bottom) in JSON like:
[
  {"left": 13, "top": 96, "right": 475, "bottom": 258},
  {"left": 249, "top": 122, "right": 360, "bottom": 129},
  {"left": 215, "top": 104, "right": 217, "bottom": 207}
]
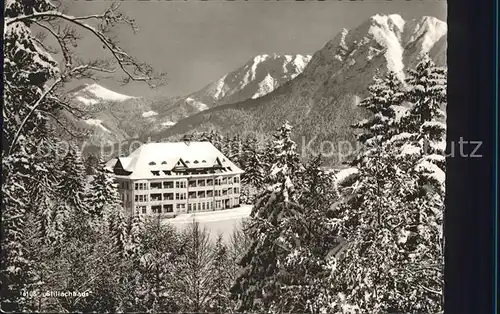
[{"left": 105, "top": 141, "right": 244, "bottom": 217}]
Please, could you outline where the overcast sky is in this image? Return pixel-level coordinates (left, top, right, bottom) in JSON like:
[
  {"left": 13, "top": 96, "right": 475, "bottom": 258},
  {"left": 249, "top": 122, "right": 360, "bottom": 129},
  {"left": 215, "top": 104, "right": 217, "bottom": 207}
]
[{"left": 64, "top": 0, "right": 447, "bottom": 97}]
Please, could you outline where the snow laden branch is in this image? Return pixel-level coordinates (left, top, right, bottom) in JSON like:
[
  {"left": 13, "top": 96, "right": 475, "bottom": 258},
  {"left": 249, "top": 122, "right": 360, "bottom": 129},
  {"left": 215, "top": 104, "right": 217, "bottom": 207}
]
[
  {"left": 6, "top": 2, "right": 166, "bottom": 86},
  {"left": 8, "top": 77, "right": 62, "bottom": 155},
  {"left": 8, "top": 62, "right": 110, "bottom": 154}
]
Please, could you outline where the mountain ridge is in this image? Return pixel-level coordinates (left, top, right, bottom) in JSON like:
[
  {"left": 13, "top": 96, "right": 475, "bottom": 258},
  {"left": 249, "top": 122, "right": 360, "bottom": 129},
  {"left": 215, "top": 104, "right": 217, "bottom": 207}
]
[{"left": 149, "top": 14, "right": 447, "bottom": 165}]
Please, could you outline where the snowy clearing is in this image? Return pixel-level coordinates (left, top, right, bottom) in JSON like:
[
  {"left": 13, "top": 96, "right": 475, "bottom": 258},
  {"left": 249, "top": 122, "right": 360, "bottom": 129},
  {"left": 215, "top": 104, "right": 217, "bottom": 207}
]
[
  {"left": 163, "top": 205, "right": 252, "bottom": 241},
  {"left": 142, "top": 110, "right": 158, "bottom": 118},
  {"left": 161, "top": 121, "right": 176, "bottom": 127},
  {"left": 84, "top": 119, "right": 111, "bottom": 133},
  {"left": 76, "top": 96, "right": 98, "bottom": 106},
  {"left": 186, "top": 97, "right": 209, "bottom": 111}
]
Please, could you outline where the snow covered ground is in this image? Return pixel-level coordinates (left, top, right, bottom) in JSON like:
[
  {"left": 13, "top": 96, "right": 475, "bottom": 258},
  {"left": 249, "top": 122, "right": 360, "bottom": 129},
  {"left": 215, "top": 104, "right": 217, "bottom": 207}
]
[{"left": 162, "top": 205, "right": 252, "bottom": 241}]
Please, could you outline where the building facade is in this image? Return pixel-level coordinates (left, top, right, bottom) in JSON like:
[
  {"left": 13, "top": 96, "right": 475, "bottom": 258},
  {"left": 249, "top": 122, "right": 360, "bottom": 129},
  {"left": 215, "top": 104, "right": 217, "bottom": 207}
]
[{"left": 105, "top": 141, "right": 244, "bottom": 218}]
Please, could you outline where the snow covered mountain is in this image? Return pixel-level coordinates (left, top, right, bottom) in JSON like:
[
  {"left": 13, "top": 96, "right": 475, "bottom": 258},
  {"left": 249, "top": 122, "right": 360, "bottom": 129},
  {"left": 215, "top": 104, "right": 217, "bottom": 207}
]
[
  {"left": 69, "top": 83, "right": 137, "bottom": 106},
  {"left": 154, "top": 14, "right": 447, "bottom": 164},
  {"left": 66, "top": 54, "right": 310, "bottom": 146},
  {"left": 65, "top": 53, "right": 311, "bottom": 146},
  {"left": 185, "top": 54, "right": 311, "bottom": 108}
]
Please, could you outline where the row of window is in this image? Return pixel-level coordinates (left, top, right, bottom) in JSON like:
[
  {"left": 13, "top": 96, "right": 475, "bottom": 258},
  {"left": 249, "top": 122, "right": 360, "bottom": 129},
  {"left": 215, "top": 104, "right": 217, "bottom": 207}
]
[
  {"left": 134, "top": 188, "right": 240, "bottom": 203},
  {"left": 137, "top": 198, "right": 240, "bottom": 215},
  {"left": 130, "top": 177, "right": 240, "bottom": 191},
  {"left": 187, "top": 198, "right": 240, "bottom": 212}
]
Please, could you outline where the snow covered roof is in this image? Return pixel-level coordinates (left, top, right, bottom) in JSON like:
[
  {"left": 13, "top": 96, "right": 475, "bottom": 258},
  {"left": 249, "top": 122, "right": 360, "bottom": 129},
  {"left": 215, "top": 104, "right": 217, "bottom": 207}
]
[{"left": 106, "top": 141, "right": 244, "bottom": 180}]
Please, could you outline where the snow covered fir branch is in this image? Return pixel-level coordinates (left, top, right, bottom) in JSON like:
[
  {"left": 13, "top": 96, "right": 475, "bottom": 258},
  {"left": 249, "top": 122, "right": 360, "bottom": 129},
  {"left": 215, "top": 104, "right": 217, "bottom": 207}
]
[{"left": 2, "top": 1, "right": 447, "bottom": 313}]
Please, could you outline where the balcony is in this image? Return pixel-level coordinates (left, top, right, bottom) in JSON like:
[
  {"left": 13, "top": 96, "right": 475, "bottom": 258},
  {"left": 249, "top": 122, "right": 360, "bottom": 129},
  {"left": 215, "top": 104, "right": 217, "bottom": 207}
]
[
  {"left": 150, "top": 193, "right": 162, "bottom": 202},
  {"left": 197, "top": 191, "right": 206, "bottom": 199},
  {"left": 150, "top": 182, "right": 162, "bottom": 190},
  {"left": 163, "top": 193, "right": 174, "bottom": 201},
  {"left": 163, "top": 181, "right": 174, "bottom": 189},
  {"left": 188, "top": 192, "right": 197, "bottom": 199},
  {"left": 188, "top": 180, "right": 197, "bottom": 188}
]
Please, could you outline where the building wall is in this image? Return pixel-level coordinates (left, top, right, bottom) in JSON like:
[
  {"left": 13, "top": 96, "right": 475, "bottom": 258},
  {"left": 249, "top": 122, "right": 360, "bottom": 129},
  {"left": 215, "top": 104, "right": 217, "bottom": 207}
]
[{"left": 116, "top": 173, "right": 241, "bottom": 217}]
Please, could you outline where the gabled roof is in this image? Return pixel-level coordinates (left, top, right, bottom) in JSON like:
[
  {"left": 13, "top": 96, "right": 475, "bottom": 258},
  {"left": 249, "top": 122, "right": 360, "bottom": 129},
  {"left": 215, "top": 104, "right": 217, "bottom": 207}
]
[{"left": 106, "top": 141, "right": 244, "bottom": 180}]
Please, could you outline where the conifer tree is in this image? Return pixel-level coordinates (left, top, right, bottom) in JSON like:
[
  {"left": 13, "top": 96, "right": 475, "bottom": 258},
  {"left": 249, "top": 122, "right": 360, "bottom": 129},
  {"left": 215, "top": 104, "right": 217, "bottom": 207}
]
[
  {"left": 352, "top": 70, "right": 405, "bottom": 147},
  {"left": 231, "top": 121, "right": 305, "bottom": 313},
  {"left": 84, "top": 154, "right": 100, "bottom": 175},
  {"left": 241, "top": 135, "right": 265, "bottom": 187},
  {"left": 208, "top": 234, "right": 234, "bottom": 314},
  {"left": 127, "top": 211, "right": 145, "bottom": 258},
  {"left": 57, "top": 144, "right": 90, "bottom": 214},
  {"left": 327, "top": 56, "right": 447, "bottom": 313},
  {"left": 129, "top": 219, "right": 183, "bottom": 313},
  {"left": 176, "top": 221, "right": 215, "bottom": 313},
  {"left": 89, "top": 157, "right": 121, "bottom": 219},
  {"left": 107, "top": 204, "right": 129, "bottom": 258},
  {"left": 2, "top": 1, "right": 163, "bottom": 311}
]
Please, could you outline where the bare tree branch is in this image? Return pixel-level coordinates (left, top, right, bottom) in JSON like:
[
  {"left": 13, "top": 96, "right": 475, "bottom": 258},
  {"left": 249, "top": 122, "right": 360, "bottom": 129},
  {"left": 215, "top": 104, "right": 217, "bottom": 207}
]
[{"left": 6, "top": 4, "right": 165, "bottom": 87}]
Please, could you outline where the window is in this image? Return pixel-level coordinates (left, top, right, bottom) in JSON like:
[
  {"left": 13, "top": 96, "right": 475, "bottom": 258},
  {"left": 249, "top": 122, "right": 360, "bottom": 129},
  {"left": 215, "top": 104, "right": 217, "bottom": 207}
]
[
  {"left": 188, "top": 180, "right": 197, "bottom": 187},
  {"left": 163, "top": 181, "right": 174, "bottom": 189},
  {"left": 234, "top": 176, "right": 240, "bottom": 183},
  {"left": 176, "top": 193, "right": 186, "bottom": 200},
  {"left": 202, "top": 160, "right": 206, "bottom": 163},
  {"left": 161, "top": 161, "right": 167, "bottom": 165},
  {"left": 197, "top": 203, "right": 201, "bottom": 211},
  {"left": 135, "top": 183, "right": 148, "bottom": 190},
  {"left": 188, "top": 204, "right": 192, "bottom": 212},
  {"left": 163, "top": 204, "right": 173, "bottom": 212},
  {"left": 175, "top": 181, "right": 186, "bottom": 188},
  {"left": 149, "top": 161, "right": 156, "bottom": 165},
  {"left": 234, "top": 187, "right": 240, "bottom": 194},
  {"left": 152, "top": 205, "right": 161, "bottom": 213},
  {"left": 194, "top": 160, "right": 199, "bottom": 164},
  {"left": 151, "top": 171, "right": 160, "bottom": 176},
  {"left": 197, "top": 179, "right": 206, "bottom": 186},
  {"left": 163, "top": 193, "right": 174, "bottom": 200},
  {"left": 135, "top": 194, "right": 148, "bottom": 202},
  {"left": 202, "top": 202, "right": 206, "bottom": 211},
  {"left": 138, "top": 206, "right": 147, "bottom": 214},
  {"left": 207, "top": 179, "right": 213, "bottom": 186}
]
